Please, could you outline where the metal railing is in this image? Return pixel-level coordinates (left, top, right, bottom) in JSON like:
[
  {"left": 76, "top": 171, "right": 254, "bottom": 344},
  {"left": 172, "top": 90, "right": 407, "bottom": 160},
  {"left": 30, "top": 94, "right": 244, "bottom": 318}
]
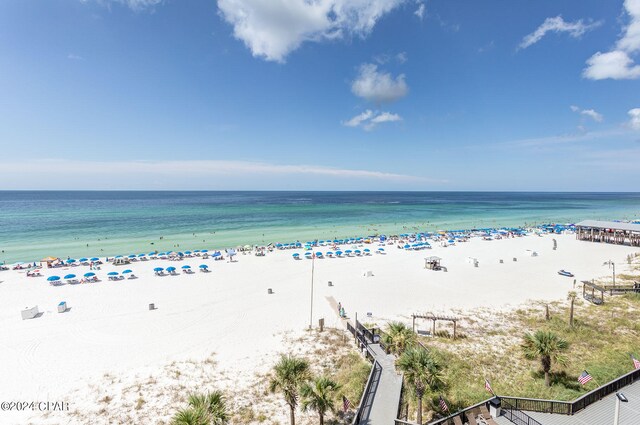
[
  {"left": 351, "top": 358, "right": 380, "bottom": 425},
  {"left": 501, "top": 399, "right": 544, "bottom": 425},
  {"left": 498, "top": 397, "right": 571, "bottom": 415}
]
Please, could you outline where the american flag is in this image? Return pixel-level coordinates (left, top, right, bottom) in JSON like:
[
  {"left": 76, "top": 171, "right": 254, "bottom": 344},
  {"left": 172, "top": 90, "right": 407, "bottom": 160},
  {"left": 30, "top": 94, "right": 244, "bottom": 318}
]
[
  {"left": 578, "top": 370, "right": 593, "bottom": 385},
  {"left": 632, "top": 354, "right": 640, "bottom": 370},
  {"left": 342, "top": 396, "right": 351, "bottom": 412},
  {"left": 485, "top": 378, "right": 494, "bottom": 395},
  {"left": 439, "top": 396, "right": 449, "bottom": 413}
]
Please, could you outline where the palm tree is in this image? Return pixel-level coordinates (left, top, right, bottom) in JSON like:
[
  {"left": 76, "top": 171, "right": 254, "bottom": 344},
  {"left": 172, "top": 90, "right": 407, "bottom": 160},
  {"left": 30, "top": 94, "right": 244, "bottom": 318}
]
[
  {"left": 300, "top": 376, "right": 341, "bottom": 425},
  {"left": 382, "top": 321, "right": 416, "bottom": 355},
  {"left": 172, "top": 391, "right": 228, "bottom": 425},
  {"left": 187, "top": 392, "right": 228, "bottom": 425},
  {"left": 567, "top": 291, "right": 577, "bottom": 327},
  {"left": 172, "top": 407, "right": 210, "bottom": 425},
  {"left": 521, "top": 330, "right": 569, "bottom": 387},
  {"left": 269, "top": 355, "right": 310, "bottom": 425},
  {"left": 396, "top": 347, "right": 444, "bottom": 424}
]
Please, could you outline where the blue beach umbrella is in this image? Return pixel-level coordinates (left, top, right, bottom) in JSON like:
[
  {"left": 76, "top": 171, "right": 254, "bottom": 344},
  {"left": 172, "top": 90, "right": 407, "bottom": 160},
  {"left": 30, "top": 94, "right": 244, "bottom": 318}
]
[
  {"left": 47, "top": 276, "right": 60, "bottom": 281},
  {"left": 363, "top": 249, "right": 371, "bottom": 253},
  {"left": 122, "top": 269, "right": 132, "bottom": 274},
  {"left": 153, "top": 267, "right": 164, "bottom": 272},
  {"left": 79, "top": 258, "right": 88, "bottom": 262},
  {"left": 138, "top": 253, "right": 146, "bottom": 257},
  {"left": 377, "top": 247, "right": 385, "bottom": 252},
  {"left": 84, "top": 272, "right": 95, "bottom": 277},
  {"left": 404, "top": 244, "right": 410, "bottom": 249},
  {"left": 148, "top": 252, "right": 157, "bottom": 256},
  {"left": 66, "top": 259, "right": 76, "bottom": 263},
  {"left": 354, "top": 250, "right": 361, "bottom": 255},
  {"left": 201, "top": 249, "right": 209, "bottom": 253},
  {"left": 64, "top": 274, "right": 76, "bottom": 279},
  {"left": 212, "top": 252, "right": 222, "bottom": 258},
  {"left": 107, "top": 272, "right": 118, "bottom": 276},
  {"left": 199, "top": 264, "right": 208, "bottom": 269},
  {"left": 185, "top": 251, "right": 192, "bottom": 255},
  {"left": 345, "top": 249, "right": 353, "bottom": 254},
  {"left": 166, "top": 266, "right": 176, "bottom": 272},
  {"left": 326, "top": 251, "right": 333, "bottom": 256},
  {"left": 193, "top": 249, "right": 201, "bottom": 253},
  {"left": 115, "top": 255, "right": 123, "bottom": 258},
  {"left": 128, "top": 254, "right": 136, "bottom": 258},
  {"left": 90, "top": 257, "right": 99, "bottom": 261},
  {"left": 181, "top": 265, "right": 191, "bottom": 269},
  {"left": 315, "top": 252, "right": 323, "bottom": 257},
  {"left": 292, "top": 253, "right": 300, "bottom": 258},
  {"left": 336, "top": 251, "right": 343, "bottom": 256}
]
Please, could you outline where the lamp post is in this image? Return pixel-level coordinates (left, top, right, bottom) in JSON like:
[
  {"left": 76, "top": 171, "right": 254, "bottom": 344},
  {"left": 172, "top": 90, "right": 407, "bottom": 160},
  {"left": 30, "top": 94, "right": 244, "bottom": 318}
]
[
  {"left": 614, "top": 392, "right": 628, "bottom": 425},
  {"left": 605, "top": 260, "right": 616, "bottom": 288}
]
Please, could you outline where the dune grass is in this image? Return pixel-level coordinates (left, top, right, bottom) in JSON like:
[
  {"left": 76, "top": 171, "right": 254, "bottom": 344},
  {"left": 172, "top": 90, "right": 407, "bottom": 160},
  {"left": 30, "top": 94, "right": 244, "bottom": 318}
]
[{"left": 411, "top": 293, "right": 640, "bottom": 418}]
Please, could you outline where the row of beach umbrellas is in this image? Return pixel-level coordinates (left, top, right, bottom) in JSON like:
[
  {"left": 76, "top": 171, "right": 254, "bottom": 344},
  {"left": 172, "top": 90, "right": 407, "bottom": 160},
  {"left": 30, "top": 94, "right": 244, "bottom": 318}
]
[{"left": 292, "top": 248, "right": 385, "bottom": 259}]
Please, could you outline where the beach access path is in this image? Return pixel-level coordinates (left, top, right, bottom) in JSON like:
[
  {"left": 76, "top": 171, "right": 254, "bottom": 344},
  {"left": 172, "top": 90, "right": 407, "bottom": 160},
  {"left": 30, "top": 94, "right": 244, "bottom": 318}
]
[{"left": 326, "top": 296, "right": 403, "bottom": 425}]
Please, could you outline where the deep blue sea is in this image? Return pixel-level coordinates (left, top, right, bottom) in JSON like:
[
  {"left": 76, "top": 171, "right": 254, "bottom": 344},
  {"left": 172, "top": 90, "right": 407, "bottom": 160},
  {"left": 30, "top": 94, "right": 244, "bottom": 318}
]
[{"left": 1, "top": 191, "right": 639, "bottom": 263}]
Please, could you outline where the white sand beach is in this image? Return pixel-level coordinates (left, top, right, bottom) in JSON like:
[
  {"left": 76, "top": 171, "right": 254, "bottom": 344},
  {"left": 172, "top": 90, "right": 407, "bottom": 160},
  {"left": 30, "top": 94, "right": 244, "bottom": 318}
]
[{"left": 0, "top": 233, "right": 638, "bottom": 424}]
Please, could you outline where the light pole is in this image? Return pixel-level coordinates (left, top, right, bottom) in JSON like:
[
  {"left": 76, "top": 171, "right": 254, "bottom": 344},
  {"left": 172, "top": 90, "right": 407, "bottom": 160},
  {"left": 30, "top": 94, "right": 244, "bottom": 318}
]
[
  {"left": 605, "top": 260, "right": 616, "bottom": 288},
  {"left": 614, "top": 392, "right": 628, "bottom": 425}
]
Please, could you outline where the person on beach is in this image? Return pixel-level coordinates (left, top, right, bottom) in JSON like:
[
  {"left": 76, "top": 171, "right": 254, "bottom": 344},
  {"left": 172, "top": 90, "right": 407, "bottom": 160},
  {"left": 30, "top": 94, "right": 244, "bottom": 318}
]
[{"left": 337, "top": 301, "right": 342, "bottom": 313}]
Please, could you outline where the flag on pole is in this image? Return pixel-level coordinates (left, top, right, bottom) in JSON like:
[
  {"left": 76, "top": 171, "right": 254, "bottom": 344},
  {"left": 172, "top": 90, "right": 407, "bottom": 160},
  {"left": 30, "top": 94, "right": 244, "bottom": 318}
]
[
  {"left": 438, "top": 395, "right": 449, "bottom": 413},
  {"left": 578, "top": 370, "right": 593, "bottom": 385},
  {"left": 342, "top": 396, "right": 351, "bottom": 412},
  {"left": 632, "top": 354, "right": 640, "bottom": 370},
  {"left": 484, "top": 378, "right": 494, "bottom": 395}
]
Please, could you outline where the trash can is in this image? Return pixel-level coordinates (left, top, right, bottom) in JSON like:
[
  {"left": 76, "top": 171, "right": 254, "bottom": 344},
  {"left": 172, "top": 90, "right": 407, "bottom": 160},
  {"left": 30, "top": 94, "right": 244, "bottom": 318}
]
[{"left": 489, "top": 397, "right": 501, "bottom": 417}]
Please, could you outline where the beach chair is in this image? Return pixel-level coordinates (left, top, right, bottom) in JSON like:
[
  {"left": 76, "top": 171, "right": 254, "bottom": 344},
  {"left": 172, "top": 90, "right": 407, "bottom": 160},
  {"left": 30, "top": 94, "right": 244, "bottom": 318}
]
[
  {"left": 479, "top": 405, "right": 498, "bottom": 425},
  {"left": 465, "top": 409, "right": 479, "bottom": 425}
]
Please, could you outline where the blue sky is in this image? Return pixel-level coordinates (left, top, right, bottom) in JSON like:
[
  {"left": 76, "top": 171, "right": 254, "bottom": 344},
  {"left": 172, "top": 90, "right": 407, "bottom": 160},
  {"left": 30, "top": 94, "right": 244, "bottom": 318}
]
[{"left": 1, "top": 0, "right": 639, "bottom": 190}]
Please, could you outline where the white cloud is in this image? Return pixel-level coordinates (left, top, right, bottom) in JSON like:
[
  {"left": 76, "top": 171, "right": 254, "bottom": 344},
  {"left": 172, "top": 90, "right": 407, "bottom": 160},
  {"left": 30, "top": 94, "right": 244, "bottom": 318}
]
[
  {"left": 518, "top": 16, "right": 601, "bottom": 50},
  {"left": 351, "top": 63, "right": 408, "bottom": 103},
  {"left": 343, "top": 110, "right": 402, "bottom": 130},
  {"left": 216, "top": 0, "right": 405, "bottom": 62},
  {"left": 67, "top": 53, "right": 83, "bottom": 60},
  {"left": 0, "top": 159, "right": 432, "bottom": 189},
  {"left": 414, "top": 3, "right": 425, "bottom": 20},
  {"left": 629, "top": 108, "right": 640, "bottom": 130},
  {"left": 84, "top": 0, "right": 163, "bottom": 11},
  {"left": 396, "top": 51, "right": 408, "bottom": 64},
  {"left": 343, "top": 110, "right": 374, "bottom": 127},
  {"left": 570, "top": 105, "right": 603, "bottom": 122},
  {"left": 583, "top": 50, "right": 640, "bottom": 80},
  {"left": 584, "top": 0, "right": 640, "bottom": 80}
]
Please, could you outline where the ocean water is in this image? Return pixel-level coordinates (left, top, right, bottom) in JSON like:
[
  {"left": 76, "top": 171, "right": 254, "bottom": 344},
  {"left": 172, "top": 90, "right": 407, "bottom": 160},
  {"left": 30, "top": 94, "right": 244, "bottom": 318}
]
[{"left": 1, "top": 191, "right": 639, "bottom": 263}]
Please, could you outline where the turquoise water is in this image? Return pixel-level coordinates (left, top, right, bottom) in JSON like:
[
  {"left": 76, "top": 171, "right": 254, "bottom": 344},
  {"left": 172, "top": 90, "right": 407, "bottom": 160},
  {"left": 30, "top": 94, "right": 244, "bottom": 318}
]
[{"left": 1, "top": 191, "right": 639, "bottom": 263}]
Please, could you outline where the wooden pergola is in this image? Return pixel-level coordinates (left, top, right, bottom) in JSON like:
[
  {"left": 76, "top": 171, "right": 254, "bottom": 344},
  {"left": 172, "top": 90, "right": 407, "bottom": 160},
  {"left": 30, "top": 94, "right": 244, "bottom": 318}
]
[
  {"left": 582, "top": 280, "right": 605, "bottom": 305},
  {"left": 412, "top": 313, "right": 459, "bottom": 339}
]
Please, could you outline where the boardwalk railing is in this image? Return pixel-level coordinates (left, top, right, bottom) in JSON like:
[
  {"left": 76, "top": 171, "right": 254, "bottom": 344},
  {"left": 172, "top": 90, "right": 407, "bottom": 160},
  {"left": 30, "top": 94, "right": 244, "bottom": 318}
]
[
  {"left": 351, "top": 359, "right": 381, "bottom": 425},
  {"left": 501, "top": 399, "right": 544, "bottom": 425},
  {"left": 500, "top": 367, "right": 640, "bottom": 415}
]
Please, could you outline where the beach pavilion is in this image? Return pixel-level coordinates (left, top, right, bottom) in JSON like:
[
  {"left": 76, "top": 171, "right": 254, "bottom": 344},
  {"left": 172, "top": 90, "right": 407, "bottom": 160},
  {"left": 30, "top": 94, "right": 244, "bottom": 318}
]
[{"left": 575, "top": 220, "right": 640, "bottom": 247}]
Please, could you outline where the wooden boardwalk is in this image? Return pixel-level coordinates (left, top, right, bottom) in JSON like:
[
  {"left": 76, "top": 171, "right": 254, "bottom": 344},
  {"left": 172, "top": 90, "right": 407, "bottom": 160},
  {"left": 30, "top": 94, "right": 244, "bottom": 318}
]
[{"left": 325, "top": 296, "right": 403, "bottom": 425}]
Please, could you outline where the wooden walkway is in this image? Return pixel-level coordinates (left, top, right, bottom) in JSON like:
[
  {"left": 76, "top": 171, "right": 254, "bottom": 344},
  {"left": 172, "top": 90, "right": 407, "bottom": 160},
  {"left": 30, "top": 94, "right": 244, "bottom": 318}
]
[{"left": 325, "top": 296, "right": 403, "bottom": 425}]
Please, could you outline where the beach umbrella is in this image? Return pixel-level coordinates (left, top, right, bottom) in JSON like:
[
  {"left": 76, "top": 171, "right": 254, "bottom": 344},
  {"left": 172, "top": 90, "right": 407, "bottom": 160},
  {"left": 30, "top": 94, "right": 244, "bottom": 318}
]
[
  {"left": 128, "top": 254, "right": 136, "bottom": 258},
  {"left": 181, "top": 265, "right": 191, "bottom": 269},
  {"left": 364, "top": 249, "right": 371, "bottom": 253},
  {"left": 345, "top": 249, "right": 353, "bottom": 254},
  {"left": 315, "top": 252, "right": 323, "bottom": 257},
  {"left": 227, "top": 249, "right": 236, "bottom": 256},
  {"left": 84, "top": 272, "right": 96, "bottom": 277},
  {"left": 377, "top": 247, "right": 385, "bottom": 252},
  {"left": 201, "top": 249, "right": 209, "bottom": 253},
  {"left": 292, "top": 253, "right": 300, "bottom": 258},
  {"left": 47, "top": 276, "right": 60, "bottom": 281},
  {"left": 354, "top": 250, "right": 361, "bottom": 255},
  {"left": 199, "top": 264, "right": 208, "bottom": 269},
  {"left": 90, "top": 257, "right": 99, "bottom": 262},
  {"left": 305, "top": 252, "right": 312, "bottom": 256},
  {"left": 404, "top": 244, "right": 410, "bottom": 249},
  {"left": 79, "top": 258, "right": 88, "bottom": 262},
  {"left": 148, "top": 252, "right": 157, "bottom": 256},
  {"left": 185, "top": 251, "right": 192, "bottom": 255},
  {"left": 107, "top": 271, "right": 118, "bottom": 276},
  {"left": 138, "top": 253, "right": 146, "bottom": 257},
  {"left": 336, "top": 251, "right": 343, "bottom": 256},
  {"left": 64, "top": 274, "right": 76, "bottom": 279},
  {"left": 66, "top": 259, "right": 76, "bottom": 263},
  {"left": 153, "top": 267, "right": 164, "bottom": 272},
  {"left": 194, "top": 249, "right": 201, "bottom": 253},
  {"left": 212, "top": 252, "right": 222, "bottom": 258},
  {"left": 115, "top": 255, "right": 123, "bottom": 258},
  {"left": 177, "top": 252, "right": 184, "bottom": 257},
  {"left": 122, "top": 269, "right": 132, "bottom": 274},
  {"left": 326, "top": 251, "right": 333, "bottom": 256},
  {"left": 166, "top": 266, "right": 176, "bottom": 272}
]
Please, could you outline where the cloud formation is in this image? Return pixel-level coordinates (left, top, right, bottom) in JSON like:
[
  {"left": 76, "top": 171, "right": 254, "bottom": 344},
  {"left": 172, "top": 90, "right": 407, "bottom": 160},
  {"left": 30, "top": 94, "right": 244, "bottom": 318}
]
[
  {"left": 584, "top": 0, "right": 640, "bottom": 80},
  {"left": 570, "top": 105, "right": 603, "bottom": 122},
  {"left": 217, "top": 0, "right": 405, "bottom": 62},
  {"left": 629, "top": 108, "right": 640, "bottom": 130},
  {"left": 343, "top": 109, "right": 402, "bottom": 130},
  {"left": 0, "top": 159, "right": 431, "bottom": 189},
  {"left": 414, "top": 3, "right": 425, "bottom": 20},
  {"left": 351, "top": 63, "right": 408, "bottom": 103},
  {"left": 518, "top": 16, "right": 601, "bottom": 50}
]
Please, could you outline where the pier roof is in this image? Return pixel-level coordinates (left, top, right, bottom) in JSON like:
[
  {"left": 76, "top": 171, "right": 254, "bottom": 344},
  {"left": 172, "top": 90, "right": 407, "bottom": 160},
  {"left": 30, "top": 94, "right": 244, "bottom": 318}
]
[{"left": 575, "top": 220, "right": 640, "bottom": 233}]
